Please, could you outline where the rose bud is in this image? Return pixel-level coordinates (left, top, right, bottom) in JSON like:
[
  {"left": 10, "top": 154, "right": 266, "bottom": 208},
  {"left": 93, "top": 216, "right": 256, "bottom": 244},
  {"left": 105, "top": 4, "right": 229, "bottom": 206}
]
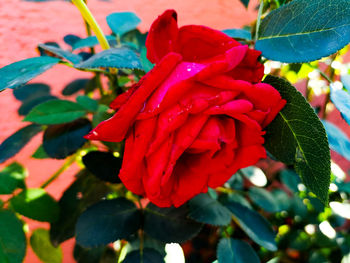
[{"left": 85, "top": 10, "right": 286, "bottom": 207}]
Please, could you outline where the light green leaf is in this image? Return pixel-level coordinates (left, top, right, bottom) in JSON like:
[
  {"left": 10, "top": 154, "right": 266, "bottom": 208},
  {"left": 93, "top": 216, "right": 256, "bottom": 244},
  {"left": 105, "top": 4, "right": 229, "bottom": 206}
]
[
  {"left": 30, "top": 228, "right": 62, "bottom": 263},
  {"left": 0, "top": 57, "right": 60, "bottom": 91},
  {"left": 0, "top": 163, "right": 27, "bottom": 194},
  {"left": 264, "top": 76, "right": 330, "bottom": 204},
  {"left": 24, "top": 99, "right": 87, "bottom": 124},
  {"left": 75, "top": 47, "right": 142, "bottom": 70},
  {"left": 38, "top": 44, "right": 82, "bottom": 64},
  {"left": 106, "top": 12, "right": 141, "bottom": 36}
]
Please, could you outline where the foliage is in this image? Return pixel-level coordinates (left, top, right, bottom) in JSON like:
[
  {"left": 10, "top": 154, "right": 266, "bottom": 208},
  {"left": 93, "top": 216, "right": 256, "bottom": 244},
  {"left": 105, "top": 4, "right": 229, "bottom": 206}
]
[{"left": 0, "top": 0, "right": 350, "bottom": 262}]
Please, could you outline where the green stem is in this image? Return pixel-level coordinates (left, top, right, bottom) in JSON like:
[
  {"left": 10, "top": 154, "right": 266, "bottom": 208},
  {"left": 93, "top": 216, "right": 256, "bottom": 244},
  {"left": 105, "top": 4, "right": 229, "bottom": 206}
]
[
  {"left": 40, "top": 154, "right": 77, "bottom": 188},
  {"left": 72, "top": 0, "right": 110, "bottom": 50},
  {"left": 254, "top": 0, "right": 264, "bottom": 43}
]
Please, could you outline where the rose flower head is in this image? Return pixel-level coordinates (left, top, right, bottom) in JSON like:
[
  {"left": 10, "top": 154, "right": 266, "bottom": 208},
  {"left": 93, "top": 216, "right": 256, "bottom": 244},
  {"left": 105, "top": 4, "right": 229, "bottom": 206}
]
[{"left": 85, "top": 10, "right": 286, "bottom": 207}]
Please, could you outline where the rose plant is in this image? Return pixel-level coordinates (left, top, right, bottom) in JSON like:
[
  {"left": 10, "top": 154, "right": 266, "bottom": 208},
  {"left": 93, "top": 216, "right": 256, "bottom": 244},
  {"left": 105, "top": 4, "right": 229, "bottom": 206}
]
[{"left": 0, "top": 0, "right": 350, "bottom": 262}]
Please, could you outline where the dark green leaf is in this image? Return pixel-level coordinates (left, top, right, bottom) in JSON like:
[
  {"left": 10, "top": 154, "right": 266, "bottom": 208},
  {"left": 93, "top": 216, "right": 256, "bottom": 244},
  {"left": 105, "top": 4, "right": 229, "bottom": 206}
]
[
  {"left": 256, "top": 0, "right": 350, "bottom": 62},
  {"left": 217, "top": 238, "right": 260, "bottom": 263},
  {"left": 0, "top": 124, "right": 42, "bottom": 164},
  {"left": 239, "top": 0, "right": 250, "bottom": 8},
  {"left": 24, "top": 99, "right": 87, "bottom": 125},
  {"left": 32, "top": 145, "right": 49, "bottom": 159},
  {"left": 75, "top": 47, "right": 142, "bottom": 70},
  {"left": 73, "top": 244, "right": 105, "bottom": 263},
  {"left": 13, "top": 83, "right": 50, "bottom": 101},
  {"left": 61, "top": 79, "right": 90, "bottom": 96},
  {"left": 188, "top": 194, "right": 232, "bottom": 226},
  {"left": 0, "top": 57, "right": 60, "bottom": 91},
  {"left": 10, "top": 188, "right": 59, "bottom": 222},
  {"left": 280, "top": 169, "right": 301, "bottom": 193},
  {"left": 330, "top": 82, "right": 350, "bottom": 125},
  {"left": 222, "top": 29, "right": 252, "bottom": 40},
  {"left": 0, "top": 163, "right": 27, "bottom": 194},
  {"left": 264, "top": 76, "right": 330, "bottom": 204},
  {"left": 291, "top": 196, "right": 308, "bottom": 218},
  {"left": 63, "top": 34, "right": 81, "bottom": 47},
  {"left": 0, "top": 209, "right": 26, "bottom": 263},
  {"left": 225, "top": 201, "right": 277, "bottom": 251},
  {"left": 128, "top": 235, "right": 166, "bottom": 258},
  {"left": 43, "top": 118, "right": 91, "bottom": 159},
  {"left": 248, "top": 187, "right": 281, "bottom": 213},
  {"left": 30, "top": 228, "right": 62, "bottom": 263},
  {"left": 82, "top": 151, "right": 121, "bottom": 183},
  {"left": 19, "top": 95, "right": 57, "bottom": 116},
  {"left": 271, "top": 189, "right": 291, "bottom": 211},
  {"left": 38, "top": 44, "right": 82, "bottom": 64},
  {"left": 122, "top": 248, "right": 165, "bottom": 263},
  {"left": 50, "top": 171, "right": 110, "bottom": 245},
  {"left": 144, "top": 203, "right": 203, "bottom": 243},
  {"left": 76, "top": 96, "right": 98, "bottom": 112},
  {"left": 72, "top": 35, "right": 116, "bottom": 51},
  {"left": 106, "top": 12, "right": 141, "bottom": 36},
  {"left": 322, "top": 120, "right": 350, "bottom": 161},
  {"left": 76, "top": 198, "right": 141, "bottom": 247}
]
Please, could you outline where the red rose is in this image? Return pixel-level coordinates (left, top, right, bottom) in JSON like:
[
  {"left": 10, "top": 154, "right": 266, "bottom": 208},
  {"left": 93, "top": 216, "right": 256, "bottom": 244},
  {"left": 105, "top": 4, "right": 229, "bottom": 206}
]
[{"left": 85, "top": 10, "right": 286, "bottom": 207}]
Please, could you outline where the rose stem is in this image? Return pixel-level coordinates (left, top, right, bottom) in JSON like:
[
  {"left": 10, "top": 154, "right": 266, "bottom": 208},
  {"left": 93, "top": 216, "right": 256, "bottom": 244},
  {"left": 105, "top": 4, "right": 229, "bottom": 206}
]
[
  {"left": 40, "top": 153, "right": 78, "bottom": 189},
  {"left": 71, "top": 0, "right": 110, "bottom": 50}
]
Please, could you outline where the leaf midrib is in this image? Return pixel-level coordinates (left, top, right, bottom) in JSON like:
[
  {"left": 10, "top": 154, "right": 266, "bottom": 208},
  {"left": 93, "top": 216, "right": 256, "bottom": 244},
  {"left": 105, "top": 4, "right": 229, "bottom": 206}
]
[{"left": 258, "top": 23, "right": 350, "bottom": 40}]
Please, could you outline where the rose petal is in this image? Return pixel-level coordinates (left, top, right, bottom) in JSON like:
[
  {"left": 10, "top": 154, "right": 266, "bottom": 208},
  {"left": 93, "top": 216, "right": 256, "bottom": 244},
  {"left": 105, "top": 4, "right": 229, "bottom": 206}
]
[
  {"left": 118, "top": 118, "right": 157, "bottom": 195},
  {"left": 177, "top": 25, "right": 240, "bottom": 62},
  {"left": 84, "top": 52, "right": 182, "bottom": 142},
  {"left": 204, "top": 99, "right": 253, "bottom": 115},
  {"left": 146, "top": 9, "right": 179, "bottom": 63},
  {"left": 110, "top": 82, "right": 138, "bottom": 110}
]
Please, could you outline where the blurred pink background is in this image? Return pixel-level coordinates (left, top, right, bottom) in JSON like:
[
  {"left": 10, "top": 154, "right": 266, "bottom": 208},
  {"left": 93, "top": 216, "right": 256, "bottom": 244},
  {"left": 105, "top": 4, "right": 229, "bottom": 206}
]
[{"left": 0, "top": 0, "right": 258, "bottom": 262}]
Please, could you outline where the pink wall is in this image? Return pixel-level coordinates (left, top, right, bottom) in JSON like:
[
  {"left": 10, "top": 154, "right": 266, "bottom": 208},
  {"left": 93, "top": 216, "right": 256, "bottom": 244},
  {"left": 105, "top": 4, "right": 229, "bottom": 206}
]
[{"left": 0, "top": 0, "right": 258, "bottom": 262}]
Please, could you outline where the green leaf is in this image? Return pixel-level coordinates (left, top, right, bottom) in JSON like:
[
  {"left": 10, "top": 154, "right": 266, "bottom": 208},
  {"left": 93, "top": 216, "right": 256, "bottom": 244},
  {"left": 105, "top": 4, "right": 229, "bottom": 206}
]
[
  {"left": 280, "top": 169, "right": 301, "bottom": 193},
  {"left": 24, "top": 99, "right": 87, "bottom": 125},
  {"left": 256, "top": 0, "right": 350, "bottom": 62},
  {"left": 140, "top": 47, "right": 154, "bottom": 72},
  {"left": 82, "top": 151, "right": 121, "bottom": 183},
  {"left": 239, "top": 0, "right": 250, "bottom": 8},
  {"left": 122, "top": 248, "right": 165, "bottom": 263},
  {"left": 43, "top": 118, "right": 91, "bottom": 159},
  {"left": 76, "top": 198, "right": 141, "bottom": 247},
  {"left": 76, "top": 96, "right": 98, "bottom": 112},
  {"left": 248, "top": 187, "right": 281, "bottom": 213},
  {"left": 225, "top": 201, "right": 277, "bottom": 251},
  {"left": 322, "top": 120, "right": 350, "bottom": 161},
  {"left": 72, "top": 35, "right": 116, "bottom": 51},
  {"left": 0, "top": 124, "right": 42, "bottom": 164},
  {"left": 50, "top": 171, "right": 110, "bottom": 246},
  {"left": 188, "top": 194, "right": 232, "bottom": 226},
  {"left": 13, "top": 83, "right": 50, "bottom": 101},
  {"left": 61, "top": 79, "right": 90, "bottom": 96},
  {"left": 10, "top": 188, "right": 59, "bottom": 222},
  {"left": 106, "top": 12, "right": 141, "bottom": 36},
  {"left": 144, "top": 203, "right": 203, "bottom": 243},
  {"left": 38, "top": 44, "right": 82, "bottom": 64},
  {"left": 330, "top": 81, "right": 350, "bottom": 125},
  {"left": 75, "top": 47, "right": 142, "bottom": 70},
  {"left": 0, "top": 57, "right": 60, "bottom": 91},
  {"left": 30, "top": 228, "right": 62, "bottom": 263},
  {"left": 0, "top": 209, "right": 26, "bottom": 263},
  {"left": 217, "top": 238, "right": 260, "bottom": 263},
  {"left": 0, "top": 163, "right": 27, "bottom": 194},
  {"left": 19, "top": 95, "right": 57, "bottom": 116},
  {"left": 32, "top": 145, "right": 49, "bottom": 159},
  {"left": 222, "top": 29, "right": 252, "bottom": 40},
  {"left": 73, "top": 244, "right": 105, "bottom": 263},
  {"left": 263, "top": 75, "right": 330, "bottom": 204}
]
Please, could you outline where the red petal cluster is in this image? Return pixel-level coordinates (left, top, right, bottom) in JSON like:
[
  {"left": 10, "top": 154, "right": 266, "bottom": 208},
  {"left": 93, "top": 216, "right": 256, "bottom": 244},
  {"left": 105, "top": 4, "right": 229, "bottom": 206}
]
[{"left": 85, "top": 10, "right": 286, "bottom": 207}]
